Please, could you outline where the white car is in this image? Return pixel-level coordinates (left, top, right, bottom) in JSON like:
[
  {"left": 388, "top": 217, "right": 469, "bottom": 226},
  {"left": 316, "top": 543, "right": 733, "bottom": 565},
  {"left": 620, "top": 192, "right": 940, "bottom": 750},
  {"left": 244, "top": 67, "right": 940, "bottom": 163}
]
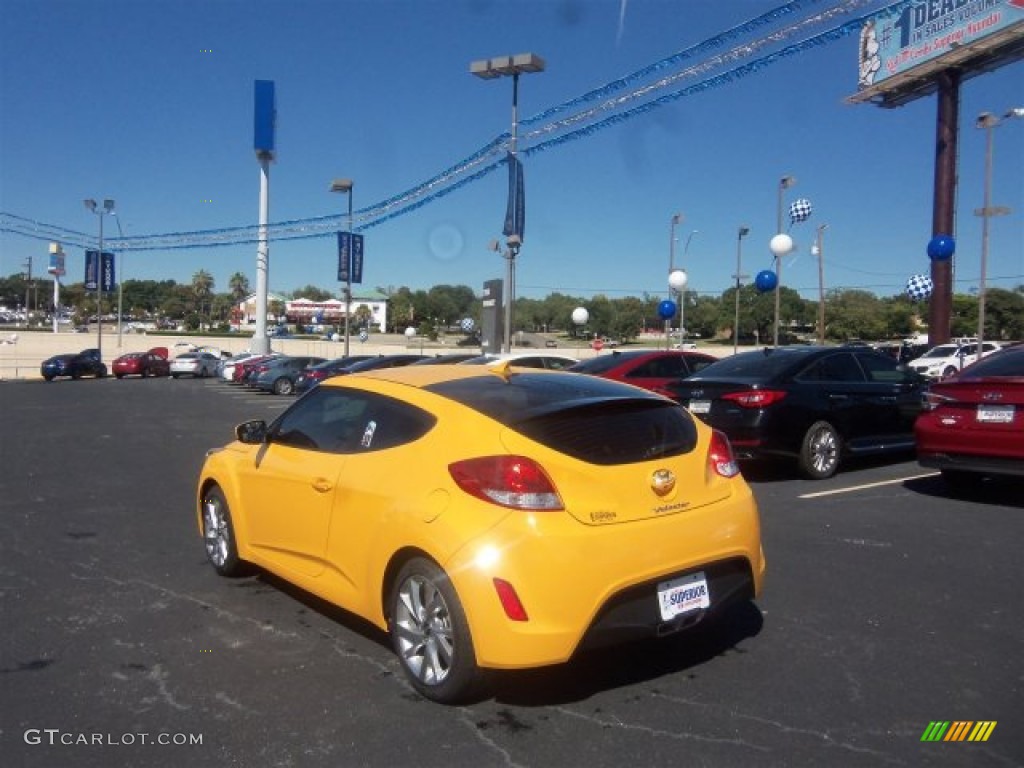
[
  {"left": 170, "top": 351, "right": 221, "bottom": 379},
  {"left": 218, "top": 351, "right": 257, "bottom": 382},
  {"left": 459, "top": 352, "right": 579, "bottom": 370},
  {"left": 907, "top": 341, "right": 1003, "bottom": 380}
]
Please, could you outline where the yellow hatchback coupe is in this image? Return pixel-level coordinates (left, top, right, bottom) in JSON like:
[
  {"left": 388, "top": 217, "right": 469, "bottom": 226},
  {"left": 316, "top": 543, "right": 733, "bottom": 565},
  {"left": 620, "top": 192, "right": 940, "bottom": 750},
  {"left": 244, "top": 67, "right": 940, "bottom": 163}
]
[{"left": 197, "top": 362, "right": 765, "bottom": 703}]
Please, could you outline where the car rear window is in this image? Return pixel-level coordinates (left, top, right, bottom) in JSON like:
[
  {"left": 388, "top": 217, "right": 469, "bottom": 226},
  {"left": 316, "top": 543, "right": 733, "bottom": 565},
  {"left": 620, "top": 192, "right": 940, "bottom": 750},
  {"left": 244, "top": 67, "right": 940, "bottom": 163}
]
[
  {"left": 427, "top": 373, "right": 698, "bottom": 464},
  {"left": 960, "top": 348, "right": 1024, "bottom": 378},
  {"left": 569, "top": 352, "right": 643, "bottom": 374}
]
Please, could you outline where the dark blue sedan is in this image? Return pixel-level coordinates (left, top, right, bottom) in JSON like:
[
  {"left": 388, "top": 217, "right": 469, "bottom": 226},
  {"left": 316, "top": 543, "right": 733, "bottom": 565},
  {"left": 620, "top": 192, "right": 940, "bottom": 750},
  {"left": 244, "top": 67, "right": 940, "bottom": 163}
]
[{"left": 40, "top": 349, "right": 107, "bottom": 381}]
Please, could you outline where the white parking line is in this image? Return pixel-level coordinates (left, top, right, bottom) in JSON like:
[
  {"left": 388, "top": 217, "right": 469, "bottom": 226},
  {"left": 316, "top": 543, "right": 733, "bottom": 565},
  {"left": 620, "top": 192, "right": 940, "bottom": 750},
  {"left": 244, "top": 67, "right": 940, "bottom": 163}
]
[{"left": 799, "top": 472, "right": 939, "bottom": 499}]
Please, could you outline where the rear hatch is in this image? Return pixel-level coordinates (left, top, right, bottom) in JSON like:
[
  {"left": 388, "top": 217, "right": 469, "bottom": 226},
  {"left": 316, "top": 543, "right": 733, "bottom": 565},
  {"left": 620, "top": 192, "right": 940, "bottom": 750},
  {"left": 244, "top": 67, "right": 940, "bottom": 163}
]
[{"left": 498, "top": 399, "right": 732, "bottom": 525}]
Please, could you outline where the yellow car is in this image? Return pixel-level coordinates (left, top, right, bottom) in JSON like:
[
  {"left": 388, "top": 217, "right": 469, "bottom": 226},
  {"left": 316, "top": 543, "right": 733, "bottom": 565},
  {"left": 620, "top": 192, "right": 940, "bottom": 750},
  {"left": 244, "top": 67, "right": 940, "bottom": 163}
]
[{"left": 197, "top": 363, "right": 765, "bottom": 703}]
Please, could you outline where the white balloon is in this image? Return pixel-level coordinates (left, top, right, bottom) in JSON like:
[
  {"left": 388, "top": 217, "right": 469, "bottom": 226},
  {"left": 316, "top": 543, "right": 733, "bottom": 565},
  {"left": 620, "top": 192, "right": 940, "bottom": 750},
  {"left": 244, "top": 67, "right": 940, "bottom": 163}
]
[
  {"left": 668, "top": 269, "right": 688, "bottom": 291},
  {"left": 404, "top": 326, "right": 417, "bottom": 338},
  {"left": 769, "top": 233, "right": 795, "bottom": 257},
  {"left": 571, "top": 307, "right": 589, "bottom": 326}
]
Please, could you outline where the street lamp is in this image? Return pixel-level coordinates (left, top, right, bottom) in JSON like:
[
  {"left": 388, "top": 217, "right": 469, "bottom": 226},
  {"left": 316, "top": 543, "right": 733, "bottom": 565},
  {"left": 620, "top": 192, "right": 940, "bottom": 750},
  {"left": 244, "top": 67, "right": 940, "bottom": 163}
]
[
  {"left": 680, "top": 230, "right": 697, "bottom": 345},
  {"left": 974, "top": 107, "right": 1022, "bottom": 351},
  {"left": 111, "top": 211, "right": 126, "bottom": 347},
  {"left": 83, "top": 198, "right": 114, "bottom": 360},
  {"left": 812, "top": 224, "right": 828, "bottom": 345},
  {"left": 330, "top": 178, "right": 354, "bottom": 357},
  {"left": 668, "top": 269, "right": 688, "bottom": 349},
  {"left": 471, "top": 52, "right": 545, "bottom": 354},
  {"left": 734, "top": 226, "right": 750, "bottom": 355},
  {"left": 667, "top": 213, "right": 682, "bottom": 348},
  {"left": 773, "top": 175, "right": 796, "bottom": 346}
]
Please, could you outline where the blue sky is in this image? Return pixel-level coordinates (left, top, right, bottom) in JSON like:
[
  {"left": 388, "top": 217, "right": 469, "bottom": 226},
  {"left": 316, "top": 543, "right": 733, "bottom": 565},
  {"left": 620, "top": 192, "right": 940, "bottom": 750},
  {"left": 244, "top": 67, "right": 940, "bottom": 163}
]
[{"left": 1, "top": 0, "right": 1022, "bottom": 303}]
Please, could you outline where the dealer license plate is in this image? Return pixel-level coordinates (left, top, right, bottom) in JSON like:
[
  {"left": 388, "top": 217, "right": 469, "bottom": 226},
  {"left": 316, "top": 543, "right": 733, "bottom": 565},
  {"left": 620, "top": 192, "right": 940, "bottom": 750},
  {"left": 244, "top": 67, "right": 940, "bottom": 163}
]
[
  {"left": 976, "top": 404, "right": 1014, "bottom": 423},
  {"left": 657, "top": 572, "right": 710, "bottom": 621},
  {"left": 688, "top": 400, "right": 711, "bottom": 414}
]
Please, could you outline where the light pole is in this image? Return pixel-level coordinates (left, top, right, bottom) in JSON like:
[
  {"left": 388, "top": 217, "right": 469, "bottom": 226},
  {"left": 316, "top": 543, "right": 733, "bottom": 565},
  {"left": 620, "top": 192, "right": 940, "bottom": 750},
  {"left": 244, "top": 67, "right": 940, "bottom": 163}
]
[
  {"left": 111, "top": 211, "right": 126, "bottom": 347},
  {"left": 330, "top": 178, "right": 354, "bottom": 357},
  {"left": 667, "top": 213, "right": 682, "bottom": 349},
  {"left": 668, "top": 270, "right": 688, "bottom": 349},
  {"left": 84, "top": 198, "right": 114, "bottom": 360},
  {"left": 974, "top": 107, "right": 1022, "bottom": 351},
  {"left": 680, "top": 230, "right": 697, "bottom": 345},
  {"left": 471, "top": 53, "right": 545, "bottom": 354},
  {"left": 813, "top": 224, "right": 828, "bottom": 345},
  {"left": 734, "top": 226, "right": 750, "bottom": 355},
  {"left": 773, "top": 175, "right": 796, "bottom": 346}
]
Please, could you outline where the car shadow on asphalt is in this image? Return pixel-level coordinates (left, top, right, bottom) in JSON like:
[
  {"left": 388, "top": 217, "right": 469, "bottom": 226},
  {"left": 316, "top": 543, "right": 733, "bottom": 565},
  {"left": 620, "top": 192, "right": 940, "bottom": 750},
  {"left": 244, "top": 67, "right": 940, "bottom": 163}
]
[
  {"left": 903, "top": 473, "right": 1024, "bottom": 509},
  {"left": 230, "top": 569, "right": 764, "bottom": 706},
  {"left": 488, "top": 600, "right": 764, "bottom": 706}
]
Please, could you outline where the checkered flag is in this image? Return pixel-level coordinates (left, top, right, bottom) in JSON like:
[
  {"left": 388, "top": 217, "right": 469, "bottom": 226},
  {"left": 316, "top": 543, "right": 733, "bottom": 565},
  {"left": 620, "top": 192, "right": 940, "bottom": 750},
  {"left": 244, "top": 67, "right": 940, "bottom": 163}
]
[
  {"left": 789, "top": 198, "right": 813, "bottom": 225},
  {"left": 905, "top": 274, "right": 934, "bottom": 301}
]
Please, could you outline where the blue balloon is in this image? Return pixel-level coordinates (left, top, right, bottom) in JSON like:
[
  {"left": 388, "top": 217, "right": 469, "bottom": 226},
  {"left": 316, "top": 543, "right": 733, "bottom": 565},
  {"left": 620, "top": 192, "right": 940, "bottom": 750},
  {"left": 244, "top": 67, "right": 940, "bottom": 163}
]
[
  {"left": 927, "top": 234, "right": 955, "bottom": 261},
  {"left": 657, "top": 299, "right": 677, "bottom": 320},
  {"left": 755, "top": 269, "right": 778, "bottom": 293}
]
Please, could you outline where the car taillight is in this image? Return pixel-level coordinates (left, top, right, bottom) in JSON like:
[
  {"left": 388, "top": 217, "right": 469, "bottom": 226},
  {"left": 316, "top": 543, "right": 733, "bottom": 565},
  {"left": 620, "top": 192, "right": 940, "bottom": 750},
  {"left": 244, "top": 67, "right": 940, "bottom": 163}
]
[
  {"left": 721, "top": 389, "right": 787, "bottom": 408},
  {"left": 707, "top": 430, "right": 741, "bottom": 479},
  {"left": 449, "top": 456, "right": 564, "bottom": 511},
  {"left": 921, "top": 391, "right": 954, "bottom": 411}
]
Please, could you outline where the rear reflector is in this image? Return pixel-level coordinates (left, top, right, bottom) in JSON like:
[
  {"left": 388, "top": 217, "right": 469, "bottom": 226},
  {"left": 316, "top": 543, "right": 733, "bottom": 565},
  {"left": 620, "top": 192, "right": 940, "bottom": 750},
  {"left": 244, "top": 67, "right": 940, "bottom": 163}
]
[{"left": 493, "top": 578, "right": 529, "bottom": 621}]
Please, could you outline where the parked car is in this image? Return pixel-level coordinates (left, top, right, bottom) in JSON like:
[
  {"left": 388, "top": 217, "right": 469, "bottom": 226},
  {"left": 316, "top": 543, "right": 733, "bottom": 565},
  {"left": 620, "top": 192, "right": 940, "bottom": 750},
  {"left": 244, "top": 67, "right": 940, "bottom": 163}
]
[
  {"left": 230, "top": 353, "right": 281, "bottom": 384},
  {"left": 409, "top": 353, "right": 483, "bottom": 365},
  {"left": 170, "top": 351, "right": 221, "bottom": 379},
  {"left": 248, "top": 355, "right": 326, "bottom": 395},
  {"left": 459, "top": 352, "right": 578, "bottom": 369},
  {"left": 664, "top": 346, "right": 927, "bottom": 479},
  {"left": 567, "top": 349, "right": 718, "bottom": 396},
  {"left": 293, "top": 355, "right": 376, "bottom": 394},
  {"left": 218, "top": 352, "right": 258, "bottom": 382},
  {"left": 112, "top": 347, "right": 170, "bottom": 378},
  {"left": 40, "top": 348, "right": 107, "bottom": 381},
  {"left": 915, "top": 343, "right": 1024, "bottom": 492},
  {"left": 336, "top": 354, "right": 429, "bottom": 375},
  {"left": 906, "top": 341, "right": 1004, "bottom": 380},
  {"left": 197, "top": 365, "right": 764, "bottom": 704}
]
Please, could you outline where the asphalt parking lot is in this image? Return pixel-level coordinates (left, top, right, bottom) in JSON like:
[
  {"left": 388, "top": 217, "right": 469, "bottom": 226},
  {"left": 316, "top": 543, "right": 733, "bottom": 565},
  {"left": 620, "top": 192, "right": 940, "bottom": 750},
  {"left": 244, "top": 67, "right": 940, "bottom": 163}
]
[{"left": 2, "top": 376, "right": 1021, "bottom": 768}]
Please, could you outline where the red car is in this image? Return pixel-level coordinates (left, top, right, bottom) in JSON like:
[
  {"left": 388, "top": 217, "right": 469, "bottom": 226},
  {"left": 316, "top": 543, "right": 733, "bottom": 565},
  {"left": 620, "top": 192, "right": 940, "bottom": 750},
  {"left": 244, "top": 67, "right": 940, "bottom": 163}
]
[
  {"left": 567, "top": 349, "right": 718, "bottom": 396},
  {"left": 916, "top": 343, "right": 1024, "bottom": 493},
  {"left": 112, "top": 347, "right": 170, "bottom": 379},
  {"left": 231, "top": 353, "right": 280, "bottom": 383}
]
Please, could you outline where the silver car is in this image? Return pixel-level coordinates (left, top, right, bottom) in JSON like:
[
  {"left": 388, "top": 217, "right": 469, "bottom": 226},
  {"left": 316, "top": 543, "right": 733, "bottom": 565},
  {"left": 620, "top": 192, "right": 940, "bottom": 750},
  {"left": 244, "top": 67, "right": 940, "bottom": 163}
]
[{"left": 170, "top": 351, "right": 221, "bottom": 379}]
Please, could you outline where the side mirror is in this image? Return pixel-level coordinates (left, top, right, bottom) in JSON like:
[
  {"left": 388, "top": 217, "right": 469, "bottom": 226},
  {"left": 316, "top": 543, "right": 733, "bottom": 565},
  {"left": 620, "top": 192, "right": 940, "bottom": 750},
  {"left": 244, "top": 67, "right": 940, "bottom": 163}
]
[{"left": 235, "top": 419, "right": 268, "bottom": 444}]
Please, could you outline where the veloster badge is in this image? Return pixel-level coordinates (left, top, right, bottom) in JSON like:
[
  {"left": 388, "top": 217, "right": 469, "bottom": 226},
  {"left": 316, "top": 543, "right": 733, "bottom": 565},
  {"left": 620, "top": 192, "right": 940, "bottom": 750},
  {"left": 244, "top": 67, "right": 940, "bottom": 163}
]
[{"left": 651, "top": 469, "right": 676, "bottom": 496}]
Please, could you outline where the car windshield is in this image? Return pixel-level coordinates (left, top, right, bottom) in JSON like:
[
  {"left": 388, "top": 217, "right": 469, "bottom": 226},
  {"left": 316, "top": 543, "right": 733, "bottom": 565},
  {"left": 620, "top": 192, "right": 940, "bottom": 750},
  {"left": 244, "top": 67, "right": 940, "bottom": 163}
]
[
  {"left": 686, "top": 349, "right": 805, "bottom": 380},
  {"left": 426, "top": 372, "right": 697, "bottom": 464},
  {"left": 959, "top": 349, "right": 1024, "bottom": 378},
  {"left": 921, "top": 345, "right": 960, "bottom": 359},
  {"left": 568, "top": 352, "right": 643, "bottom": 374}
]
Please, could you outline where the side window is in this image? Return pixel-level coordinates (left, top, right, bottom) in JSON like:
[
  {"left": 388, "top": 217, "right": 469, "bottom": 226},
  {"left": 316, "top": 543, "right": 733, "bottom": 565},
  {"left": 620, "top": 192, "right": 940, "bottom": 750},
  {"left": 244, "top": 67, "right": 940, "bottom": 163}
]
[
  {"left": 270, "top": 388, "right": 435, "bottom": 453},
  {"left": 629, "top": 358, "right": 682, "bottom": 378},
  {"left": 856, "top": 352, "right": 917, "bottom": 384},
  {"left": 800, "top": 353, "right": 865, "bottom": 382},
  {"left": 686, "top": 356, "right": 716, "bottom": 374}
]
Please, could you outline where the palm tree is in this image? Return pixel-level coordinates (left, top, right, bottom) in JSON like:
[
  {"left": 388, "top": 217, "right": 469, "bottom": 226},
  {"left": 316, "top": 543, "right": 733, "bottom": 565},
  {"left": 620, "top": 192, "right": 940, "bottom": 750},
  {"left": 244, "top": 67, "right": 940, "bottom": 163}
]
[
  {"left": 191, "top": 270, "right": 215, "bottom": 330},
  {"left": 228, "top": 272, "right": 250, "bottom": 302}
]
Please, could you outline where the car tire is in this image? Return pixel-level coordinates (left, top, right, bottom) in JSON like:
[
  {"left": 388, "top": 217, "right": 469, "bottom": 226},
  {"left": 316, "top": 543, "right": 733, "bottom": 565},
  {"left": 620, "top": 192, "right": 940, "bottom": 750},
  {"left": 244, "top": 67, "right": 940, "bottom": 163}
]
[
  {"left": 72, "top": 370, "right": 81, "bottom": 380},
  {"left": 115, "top": 373, "right": 124, "bottom": 379},
  {"left": 200, "top": 486, "right": 248, "bottom": 577},
  {"left": 272, "top": 377, "right": 294, "bottom": 396},
  {"left": 97, "top": 366, "right": 107, "bottom": 378},
  {"left": 941, "top": 365, "right": 958, "bottom": 379},
  {"left": 940, "top": 469, "right": 984, "bottom": 495},
  {"left": 172, "top": 373, "right": 180, "bottom": 379},
  {"left": 43, "top": 375, "right": 54, "bottom": 382},
  {"left": 799, "top": 420, "right": 840, "bottom": 479},
  {"left": 389, "top": 558, "right": 485, "bottom": 704}
]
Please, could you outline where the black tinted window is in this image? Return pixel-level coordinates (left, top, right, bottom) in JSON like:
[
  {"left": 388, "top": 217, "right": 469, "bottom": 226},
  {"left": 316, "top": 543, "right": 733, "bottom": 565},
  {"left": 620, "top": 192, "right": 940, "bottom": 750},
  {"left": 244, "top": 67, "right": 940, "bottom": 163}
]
[
  {"left": 270, "top": 387, "right": 435, "bottom": 453},
  {"left": 961, "top": 348, "right": 1024, "bottom": 378},
  {"left": 629, "top": 357, "right": 686, "bottom": 378},
  {"left": 800, "top": 353, "right": 865, "bottom": 382}
]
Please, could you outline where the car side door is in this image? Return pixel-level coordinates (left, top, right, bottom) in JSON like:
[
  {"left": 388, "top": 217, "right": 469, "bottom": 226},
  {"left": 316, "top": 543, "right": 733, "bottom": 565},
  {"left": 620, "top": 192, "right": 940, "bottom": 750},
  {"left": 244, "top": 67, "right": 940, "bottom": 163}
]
[
  {"left": 792, "top": 351, "right": 880, "bottom": 441},
  {"left": 855, "top": 351, "right": 925, "bottom": 436}
]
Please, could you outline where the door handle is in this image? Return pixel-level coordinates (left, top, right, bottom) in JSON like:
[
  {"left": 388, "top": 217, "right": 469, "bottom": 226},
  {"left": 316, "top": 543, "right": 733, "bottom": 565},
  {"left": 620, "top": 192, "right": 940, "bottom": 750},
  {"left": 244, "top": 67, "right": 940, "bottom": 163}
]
[
  {"left": 828, "top": 394, "right": 849, "bottom": 401},
  {"left": 311, "top": 478, "right": 333, "bottom": 493}
]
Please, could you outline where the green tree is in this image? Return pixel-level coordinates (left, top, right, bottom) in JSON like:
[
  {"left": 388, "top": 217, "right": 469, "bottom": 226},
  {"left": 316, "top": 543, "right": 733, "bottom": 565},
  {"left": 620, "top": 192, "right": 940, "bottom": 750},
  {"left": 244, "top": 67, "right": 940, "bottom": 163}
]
[{"left": 228, "top": 272, "right": 250, "bottom": 301}]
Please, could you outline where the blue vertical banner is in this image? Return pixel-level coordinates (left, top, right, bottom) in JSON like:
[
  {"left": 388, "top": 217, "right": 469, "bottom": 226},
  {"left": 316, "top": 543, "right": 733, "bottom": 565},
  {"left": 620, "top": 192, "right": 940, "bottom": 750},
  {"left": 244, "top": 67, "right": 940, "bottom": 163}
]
[
  {"left": 503, "top": 151, "right": 525, "bottom": 240},
  {"left": 101, "top": 251, "right": 115, "bottom": 292},
  {"left": 254, "top": 80, "right": 276, "bottom": 155},
  {"left": 337, "top": 232, "right": 350, "bottom": 283},
  {"left": 338, "top": 232, "right": 365, "bottom": 284},
  {"left": 351, "top": 233, "right": 364, "bottom": 285},
  {"left": 85, "top": 250, "right": 99, "bottom": 290}
]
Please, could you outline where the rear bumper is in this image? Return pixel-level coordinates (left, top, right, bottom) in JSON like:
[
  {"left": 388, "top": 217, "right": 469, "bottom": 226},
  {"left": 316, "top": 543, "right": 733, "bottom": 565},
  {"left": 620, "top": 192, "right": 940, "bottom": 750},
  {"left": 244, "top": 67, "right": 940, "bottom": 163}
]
[{"left": 919, "top": 452, "right": 1024, "bottom": 478}]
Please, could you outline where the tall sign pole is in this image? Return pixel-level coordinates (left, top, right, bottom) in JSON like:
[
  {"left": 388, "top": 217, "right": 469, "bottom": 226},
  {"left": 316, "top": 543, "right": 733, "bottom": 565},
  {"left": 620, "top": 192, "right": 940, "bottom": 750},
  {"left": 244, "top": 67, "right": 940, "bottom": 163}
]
[{"left": 253, "top": 80, "right": 276, "bottom": 355}]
